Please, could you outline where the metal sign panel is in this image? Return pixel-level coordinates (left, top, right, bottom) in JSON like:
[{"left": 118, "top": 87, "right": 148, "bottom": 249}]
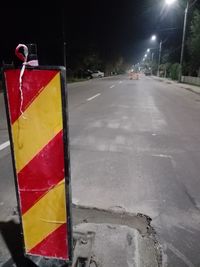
[{"left": 3, "top": 66, "right": 72, "bottom": 263}]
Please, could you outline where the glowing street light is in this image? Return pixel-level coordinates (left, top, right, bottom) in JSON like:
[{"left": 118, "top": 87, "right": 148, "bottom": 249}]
[
  {"left": 147, "top": 48, "right": 150, "bottom": 53},
  {"left": 151, "top": 35, "right": 157, "bottom": 41},
  {"left": 165, "top": 0, "right": 177, "bottom": 5}
]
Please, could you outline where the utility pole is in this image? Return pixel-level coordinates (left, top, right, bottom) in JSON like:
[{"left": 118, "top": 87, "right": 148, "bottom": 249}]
[
  {"left": 179, "top": 0, "right": 189, "bottom": 82},
  {"left": 63, "top": 42, "right": 67, "bottom": 69},
  {"left": 157, "top": 40, "right": 163, "bottom": 77},
  {"left": 151, "top": 52, "right": 154, "bottom": 75},
  {"left": 62, "top": 7, "right": 67, "bottom": 71}
]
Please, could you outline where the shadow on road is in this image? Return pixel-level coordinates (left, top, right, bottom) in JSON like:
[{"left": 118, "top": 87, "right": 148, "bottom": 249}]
[{"left": 0, "top": 220, "right": 37, "bottom": 267}]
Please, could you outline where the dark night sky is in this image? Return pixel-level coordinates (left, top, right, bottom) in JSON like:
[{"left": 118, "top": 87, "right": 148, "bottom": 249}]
[{"left": 0, "top": 1, "right": 187, "bottom": 68}]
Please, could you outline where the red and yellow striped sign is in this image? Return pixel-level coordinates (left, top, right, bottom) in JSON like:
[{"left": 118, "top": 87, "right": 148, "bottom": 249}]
[{"left": 4, "top": 68, "right": 71, "bottom": 260}]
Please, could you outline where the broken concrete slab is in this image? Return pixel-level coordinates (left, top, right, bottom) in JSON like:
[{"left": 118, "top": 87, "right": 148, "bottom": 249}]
[
  {"left": 72, "top": 205, "right": 162, "bottom": 267},
  {"left": 74, "top": 223, "right": 159, "bottom": 267},
  {"left": 72, "top": 204, "right": 153, "bottom": 235},
  {"left": 0, "top": 204, "right": 163, "bottom": 267}
]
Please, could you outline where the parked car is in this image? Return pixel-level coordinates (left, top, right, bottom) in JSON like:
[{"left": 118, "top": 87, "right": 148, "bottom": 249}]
[
  {"left": 84, "top": 69, "right": 93, "bottom": 79},
  {"left": 91, "top": 70, "right": 104, "bottom": 78},
  {"left": 75, "top": 69, "right": 93, "bottom": 79}
]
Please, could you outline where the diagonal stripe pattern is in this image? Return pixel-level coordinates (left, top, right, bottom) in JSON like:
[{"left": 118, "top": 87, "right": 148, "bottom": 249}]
[
  {"left": 12, "top": 73, "right": 63, "bottom": 172},
  {"left": 5, "top": 69, "right": 69, "bottom": 260},
  {"left": 18, "top": 131, "right": 66, "bottom": 214},
  {"left": 23, "top": 179, "right": 66, "bottom": 251},
  {"left": 5, "top": 69, "right": 58, "bottom": 124}
]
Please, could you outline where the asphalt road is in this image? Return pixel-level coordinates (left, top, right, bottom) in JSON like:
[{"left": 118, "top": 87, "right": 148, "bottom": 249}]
[{"left": 1, "top": 75, "right": 200, "bottom": 266}]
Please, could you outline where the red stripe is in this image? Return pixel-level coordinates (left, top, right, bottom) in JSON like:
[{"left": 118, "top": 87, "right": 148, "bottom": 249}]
[
  {"left": 28, "top": 223, "right": 68, "bottom": 259},
  {"left": 4, "top": 69, "right": 58, "bottom": 124},
  {"left": 18, "top": 131, "right": 66, "bottom": 214}
]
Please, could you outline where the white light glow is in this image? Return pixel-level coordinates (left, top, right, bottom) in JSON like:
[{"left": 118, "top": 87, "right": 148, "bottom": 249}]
[
  {"left": 165, "top": 0, "right": 176, "bottom": 5},
  {"left": 147, "top": 48, "right": 150, "bottom": 53},
  {"left": 151, "top": 35, "right": 157, "bottom": 41}
]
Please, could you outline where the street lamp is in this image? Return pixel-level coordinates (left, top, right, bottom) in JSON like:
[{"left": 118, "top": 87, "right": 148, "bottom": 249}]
[
  {"left": 179, "top": 0, "right": 189, "bottom": 82},
  {"left": 147, "top": 48, "right": 150, "bottom": 53},
  {"left": 151, "top": 35, "right": 162, "bottom": 76},
  {"left": 165, "top": 0, "right": 176, "bottom": 5},
  {"left": 164, "top": 0, "right": 192, "bottom": 82},
  {"left": 158, "top": 40, "right": 163, "bottom": 77}
]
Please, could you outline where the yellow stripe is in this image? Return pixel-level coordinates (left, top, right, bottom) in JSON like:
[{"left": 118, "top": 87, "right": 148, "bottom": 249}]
[
  {"left": 11, "top": 73, "right": 63, "bottom": 172},
  {"left": 22, "top": 179, "right": 67, "bottom": 251}
]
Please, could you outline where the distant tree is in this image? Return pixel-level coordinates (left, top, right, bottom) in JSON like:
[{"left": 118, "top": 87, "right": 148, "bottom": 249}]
[
  {"left": 159, "top": 62, "right": 172, "bottom": 78},
  {"left": 187, "top": 9, "right": 200, "bottom": 76},
  {"left": 170, "top": 63, "right": 181, "bottom": 80},
  {"left": 105, "top": 56, "right": 127, "bottom": 75},
  {"left": 114, "top": 57, "right": 124, "bottom": 74},
  {"left": 83, "top": 53, "right": 102, "bottom": 71},
  {"left": 161, "top": 49, "right": 171, "bottom": 64}
]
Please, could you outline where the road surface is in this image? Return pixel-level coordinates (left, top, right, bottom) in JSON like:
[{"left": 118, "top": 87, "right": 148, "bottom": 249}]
[{"left": 1, "top": 75, "right": 200, "bottom": 266}]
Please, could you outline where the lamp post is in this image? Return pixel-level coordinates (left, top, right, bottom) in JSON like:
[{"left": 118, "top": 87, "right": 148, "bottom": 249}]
[
  {"left": 165, "top": 0, "right": 191, "bottom": 82},
  {"left": 179, "top": 0, "right": 189, "bottom": 82},
  {"left": 151, "top": 52, "right": 155, "bottom": 75},
  {"left": 151, "top": 35, "right": 163, "bottom": 77},
  {"left": 157, "top": 40, "right": 163, "bottom": 77}
]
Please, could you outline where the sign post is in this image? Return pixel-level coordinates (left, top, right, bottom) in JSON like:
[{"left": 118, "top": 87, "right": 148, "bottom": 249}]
[{"left": 3, "top": 49, "right": 72, "bottom": 265}]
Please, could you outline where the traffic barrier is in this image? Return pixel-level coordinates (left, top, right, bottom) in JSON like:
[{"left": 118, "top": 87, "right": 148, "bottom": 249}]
[{"left": 3, "top": 65, "right": 72, "bottom": 264}]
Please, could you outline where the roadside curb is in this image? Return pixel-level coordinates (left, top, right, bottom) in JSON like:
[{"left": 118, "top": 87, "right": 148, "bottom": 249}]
[{"left": 151, "top": 76, "right": 200, "bottom": 95}]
